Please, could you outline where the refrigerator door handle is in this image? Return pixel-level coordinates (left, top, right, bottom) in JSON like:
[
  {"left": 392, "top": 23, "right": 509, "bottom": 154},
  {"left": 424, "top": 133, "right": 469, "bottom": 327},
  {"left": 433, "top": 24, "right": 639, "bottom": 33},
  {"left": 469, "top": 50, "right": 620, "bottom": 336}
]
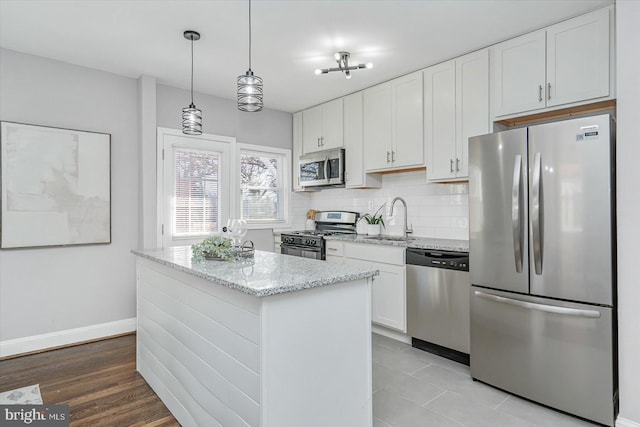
[
  {"left": 512, "top": 155, "right": 523, "bottom": 273},
  {"left": 532, "top": 152, "right": 543, "bottom": 275},
  {"left": 474, "top": 291, "right": 601, "bottom": 318}
]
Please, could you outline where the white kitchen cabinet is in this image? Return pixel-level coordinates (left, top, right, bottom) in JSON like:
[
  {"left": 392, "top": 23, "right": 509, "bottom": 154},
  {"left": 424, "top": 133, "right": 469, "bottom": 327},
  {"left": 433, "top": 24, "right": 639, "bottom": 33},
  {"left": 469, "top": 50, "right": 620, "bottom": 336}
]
[
  {"left": 292, "top": 112, "right": 304, "bottom": 191},
  {"left": 345, "top": 243, "right": 406, "bottom": 332},
  {"left": 493, "top": 6, "right": 613, "bottom": 118},
  {"left": 546, "top": 7, "right": 611, "bottom": 108},
  {"left": 363, "top": 82, "right": 393, "bottom": 171},
  {"left": 325, "top": 240, "right": 344, "bottom": 262},
  {"left": 364, "top": 71, "right": 424, "bottom": 172},
  {"left": 344, "top": 92, "right": 382, "bottom": 189},
  {"left": 493, "top": 30, "right": 546, "bottom": 117},
  {"left": 392, "top": 72, "right": 424, "bottom": 169},
  {"left": 424, "top": 49, "right": 489, "bottom": 182},
  {"left": 424, "top": 60, "right": 456, "bottom": 181},
  {"left": 302, "top": 98, "right": 344, "bottom": 153}
]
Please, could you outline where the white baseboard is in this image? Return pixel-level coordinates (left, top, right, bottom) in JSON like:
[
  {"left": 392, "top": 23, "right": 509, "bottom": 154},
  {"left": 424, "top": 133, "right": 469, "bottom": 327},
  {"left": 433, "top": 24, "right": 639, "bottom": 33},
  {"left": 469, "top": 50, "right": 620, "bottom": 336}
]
[
  {"left": 372, "top": 324, "right": 411, "bottom": 344},
  {"left": 0, "top": 318, "right": 136, "bottom": 358},
  {"left": 618, "top": 417, "right": 640, "bottom": 427}
]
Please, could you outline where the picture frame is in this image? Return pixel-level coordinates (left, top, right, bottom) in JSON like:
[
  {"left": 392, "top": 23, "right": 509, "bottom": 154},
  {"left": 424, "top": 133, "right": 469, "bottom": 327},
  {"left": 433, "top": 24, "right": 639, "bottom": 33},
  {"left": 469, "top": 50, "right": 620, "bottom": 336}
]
[{"left": 0, "top": 121, "right": 111, "bottom": 249}]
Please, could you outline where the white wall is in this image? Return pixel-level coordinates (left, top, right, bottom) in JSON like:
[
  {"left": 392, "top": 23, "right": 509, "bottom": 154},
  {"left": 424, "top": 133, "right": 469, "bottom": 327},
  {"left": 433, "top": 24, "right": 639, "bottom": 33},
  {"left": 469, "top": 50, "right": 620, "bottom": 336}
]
[
  {"left": 303, "top": 171, "right": 468, "bottom": 240},
  {"left": 156, "top": 84, "right": 291, "bottom": 150},
  {"left": 615, "top": 1, "right": 640, "bottom": 424},
  {"left": 0, "top": 49, "right": 139, "bottom": 341}
]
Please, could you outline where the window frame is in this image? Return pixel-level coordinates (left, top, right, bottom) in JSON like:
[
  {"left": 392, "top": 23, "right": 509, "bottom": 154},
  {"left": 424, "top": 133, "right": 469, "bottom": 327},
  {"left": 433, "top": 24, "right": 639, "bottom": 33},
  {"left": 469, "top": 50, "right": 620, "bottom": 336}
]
[{"left": 235, "top": 143, "right": 291, "bottom": 229}]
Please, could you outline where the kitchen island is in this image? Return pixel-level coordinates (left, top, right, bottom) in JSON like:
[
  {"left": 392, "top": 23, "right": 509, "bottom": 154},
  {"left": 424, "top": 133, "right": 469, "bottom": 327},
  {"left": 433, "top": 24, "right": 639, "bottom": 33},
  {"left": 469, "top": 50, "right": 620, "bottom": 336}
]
[{"left": 132, "top": 246, "right": 378, "bottom": 427}]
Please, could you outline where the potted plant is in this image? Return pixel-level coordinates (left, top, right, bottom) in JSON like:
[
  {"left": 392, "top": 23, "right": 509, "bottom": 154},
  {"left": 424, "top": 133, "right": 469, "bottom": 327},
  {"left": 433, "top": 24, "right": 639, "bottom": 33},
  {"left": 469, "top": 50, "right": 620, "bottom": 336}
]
[
  {"left": 363, "top": 204, "right": 386, "bottom": 236},
  {"left": 191, "top": 236, "right": 234, "bottom": 262}
]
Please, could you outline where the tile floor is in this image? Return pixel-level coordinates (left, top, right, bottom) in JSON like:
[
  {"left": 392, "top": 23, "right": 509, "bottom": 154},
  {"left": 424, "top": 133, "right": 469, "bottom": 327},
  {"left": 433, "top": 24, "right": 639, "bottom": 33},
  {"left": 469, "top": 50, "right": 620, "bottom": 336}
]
[{"left": 371, "top": 333, "right": 598, "bottom": 427}]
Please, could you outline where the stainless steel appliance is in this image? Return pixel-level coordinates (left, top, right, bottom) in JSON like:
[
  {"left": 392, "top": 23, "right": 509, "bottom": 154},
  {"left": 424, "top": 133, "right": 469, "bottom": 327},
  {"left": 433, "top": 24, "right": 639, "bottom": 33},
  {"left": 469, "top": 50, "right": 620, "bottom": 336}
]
[
  {"left": 280, "top": 211, "right": 358, "bottom": 260},
  {"left": 468, "top": 114, "right": 617, "bottom": 426},
  {"left": 406, "top": 249, "right": 470, "bottom": 365},
  {"left": 298, "top": 148, "right": 345, "bottom": 188}
]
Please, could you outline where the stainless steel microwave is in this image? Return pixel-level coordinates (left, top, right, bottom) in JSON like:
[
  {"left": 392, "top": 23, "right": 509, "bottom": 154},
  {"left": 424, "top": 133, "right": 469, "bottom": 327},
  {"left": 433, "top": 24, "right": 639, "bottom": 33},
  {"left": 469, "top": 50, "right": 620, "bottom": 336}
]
[{"left": 298, "top": 148, "right": 345, "bottom": 188}]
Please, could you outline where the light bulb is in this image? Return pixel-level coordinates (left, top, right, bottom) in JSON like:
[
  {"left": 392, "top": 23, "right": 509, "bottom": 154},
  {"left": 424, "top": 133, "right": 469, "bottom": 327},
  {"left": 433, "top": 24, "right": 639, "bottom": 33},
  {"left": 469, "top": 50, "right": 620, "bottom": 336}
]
[
  {"left": 366, "top": 62, "right": 373, "bottom": 69},
  {"left": 345, "top": 71, "right": 351, "bottom": 79},
  {"left": 315, "top": 68, "right": 322, "bottom": 75},
  {"left": 334, "top": 52, "right": 341, "bottom": 61}
]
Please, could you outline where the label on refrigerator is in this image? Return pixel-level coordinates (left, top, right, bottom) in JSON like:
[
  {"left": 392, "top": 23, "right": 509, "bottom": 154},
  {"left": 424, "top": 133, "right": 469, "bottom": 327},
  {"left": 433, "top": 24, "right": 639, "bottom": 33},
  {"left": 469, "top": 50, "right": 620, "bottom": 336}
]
[{"left": 576, "top": 125, "right": 599, "bottom": 141}]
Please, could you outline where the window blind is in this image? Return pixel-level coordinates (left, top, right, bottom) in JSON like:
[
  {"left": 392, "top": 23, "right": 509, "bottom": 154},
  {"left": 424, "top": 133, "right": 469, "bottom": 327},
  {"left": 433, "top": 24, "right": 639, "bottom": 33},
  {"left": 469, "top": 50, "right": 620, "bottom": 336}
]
[{"left": 174, "top": 148, "right": 220, "bottom": 235}]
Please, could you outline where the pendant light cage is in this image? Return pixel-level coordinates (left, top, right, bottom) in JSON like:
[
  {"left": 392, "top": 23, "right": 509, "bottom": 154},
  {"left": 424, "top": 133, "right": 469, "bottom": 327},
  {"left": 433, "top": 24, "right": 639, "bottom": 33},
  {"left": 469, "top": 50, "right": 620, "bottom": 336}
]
[
  {"left": 238, "top": 0, "right": 263, "bottom": 112},
  {"left": 182, "top": 30, "right": 203, "bottom": 135}
]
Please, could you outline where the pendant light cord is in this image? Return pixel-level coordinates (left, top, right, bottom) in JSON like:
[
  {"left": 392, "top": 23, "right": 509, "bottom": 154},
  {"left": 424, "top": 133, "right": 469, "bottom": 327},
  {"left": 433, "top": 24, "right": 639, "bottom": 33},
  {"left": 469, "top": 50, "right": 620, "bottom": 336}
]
[
  {"left": 248, "top": 0, "right": 252, "bottom": 71},
  {"left": 190, "top": 36, "right": 194, "bottom": 105}
]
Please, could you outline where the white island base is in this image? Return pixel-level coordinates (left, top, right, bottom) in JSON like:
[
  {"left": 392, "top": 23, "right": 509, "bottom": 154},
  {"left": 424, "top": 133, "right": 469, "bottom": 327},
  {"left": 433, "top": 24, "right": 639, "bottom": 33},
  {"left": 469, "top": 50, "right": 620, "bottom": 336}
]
[{"left": 136, "top": 257, "right": 373, "bottom": 427}]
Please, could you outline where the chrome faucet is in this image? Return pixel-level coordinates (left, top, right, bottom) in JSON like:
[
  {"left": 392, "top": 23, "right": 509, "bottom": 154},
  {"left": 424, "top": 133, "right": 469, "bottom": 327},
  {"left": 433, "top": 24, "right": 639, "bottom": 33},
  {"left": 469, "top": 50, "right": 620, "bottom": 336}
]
[{"left": 389, "top": 197, "right": 413, "bottom": 238}]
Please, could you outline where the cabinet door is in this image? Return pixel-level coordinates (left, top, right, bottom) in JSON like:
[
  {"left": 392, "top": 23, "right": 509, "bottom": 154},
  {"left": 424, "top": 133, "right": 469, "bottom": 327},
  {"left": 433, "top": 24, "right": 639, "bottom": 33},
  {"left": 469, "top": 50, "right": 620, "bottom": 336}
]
[
  {"left": 546, "top": 7, "right": 610, "bottom": 108},
  {"left": 320, "top": 98, "right": 344, "bottom": 150},
  {"left": 302, "top": 105, "right": 322, "bottom": 153},
  {"left": 456, "top": 49, "right": 489, "bottom": 179},
  {"left": 344, "top": 92, "right": 364, "bottom": 188},
  {"left": 292, "top": 112, "right": 304, "bottom": 191},
  {"left": 364, "top": 83, "right": 393, "bottom": 171},
  {"left": 493, "top": 30, "right": 546, "bottom": 117},
  {"left": 372, "top": 264, "right": 406, "bottom": 332},
  {"left": 424, "top": 60, "right": 456, "bottom": 181},
  {"left": 392, "top": 71, "right": 424, "bottom": 168}
]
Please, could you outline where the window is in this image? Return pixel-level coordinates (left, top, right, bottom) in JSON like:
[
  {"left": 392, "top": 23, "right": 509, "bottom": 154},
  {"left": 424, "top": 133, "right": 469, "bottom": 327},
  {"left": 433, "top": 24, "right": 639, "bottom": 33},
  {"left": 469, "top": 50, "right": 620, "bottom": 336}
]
[
  {"left": 174, "top": 148, "right": 220, "bottom": 236},
  {"left": 238, "top": 144, "right": 291, "bottom": 227},
  {"left": 158, "top": 128, "right": 233, "bottom": 247}
]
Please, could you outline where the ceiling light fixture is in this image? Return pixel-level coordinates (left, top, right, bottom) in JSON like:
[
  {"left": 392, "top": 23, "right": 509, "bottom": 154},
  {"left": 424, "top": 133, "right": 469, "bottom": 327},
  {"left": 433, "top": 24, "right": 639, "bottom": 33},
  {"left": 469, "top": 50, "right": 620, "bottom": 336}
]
[
  {"left": 182, "top": 30, "right": 202, "bottom": 135},
  {"left": 315, "top": 51, "right": 373, "bottom": 79},
  {"left": 237, "top": 0, "right": 263, "bottom": 112}
]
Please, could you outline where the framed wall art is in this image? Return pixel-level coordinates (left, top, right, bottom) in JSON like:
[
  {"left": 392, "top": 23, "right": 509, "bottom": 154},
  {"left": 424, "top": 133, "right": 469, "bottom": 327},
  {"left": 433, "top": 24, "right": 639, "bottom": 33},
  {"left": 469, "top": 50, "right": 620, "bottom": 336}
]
[{"left": 1, "top": 121, "right": 111, "bottom": 248}]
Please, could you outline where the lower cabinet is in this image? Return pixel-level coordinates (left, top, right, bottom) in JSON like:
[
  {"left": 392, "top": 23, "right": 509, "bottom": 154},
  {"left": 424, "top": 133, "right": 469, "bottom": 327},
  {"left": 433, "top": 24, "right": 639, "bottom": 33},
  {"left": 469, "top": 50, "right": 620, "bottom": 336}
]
[{"left": 343, "top": 242, "right": 406, "bottom": 332}]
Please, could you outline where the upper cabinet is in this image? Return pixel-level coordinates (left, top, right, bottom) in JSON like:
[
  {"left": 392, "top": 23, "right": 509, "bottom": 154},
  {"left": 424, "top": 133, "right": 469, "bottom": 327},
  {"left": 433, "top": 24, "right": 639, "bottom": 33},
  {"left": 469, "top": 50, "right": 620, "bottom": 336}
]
[
  {"left": 363, "top": 71, "right": 424, "bottom": 172},
  {"left": 493, "top": 6, "right": 613, "bottom": 118},
  {"left": 344, "top": 92, "right": 382, "bottom": 189},
  {"left": 302, "top": 98, "right": 344, "bottom": 154},
  {"left": 424, "top": 49, "right": 489, "bottom": 182}
]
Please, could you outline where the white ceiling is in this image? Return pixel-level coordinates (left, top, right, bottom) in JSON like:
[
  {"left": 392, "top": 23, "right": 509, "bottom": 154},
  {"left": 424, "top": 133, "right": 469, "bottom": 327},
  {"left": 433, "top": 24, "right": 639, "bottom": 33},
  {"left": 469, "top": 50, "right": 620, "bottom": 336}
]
[{"left": 0, "top": 0, "right": 612, "bottom": 113}]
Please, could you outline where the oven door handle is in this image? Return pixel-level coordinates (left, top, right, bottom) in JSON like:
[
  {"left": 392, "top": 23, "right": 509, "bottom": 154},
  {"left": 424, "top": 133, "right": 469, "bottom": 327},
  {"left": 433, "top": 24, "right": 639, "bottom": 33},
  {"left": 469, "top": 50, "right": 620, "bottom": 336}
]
[{"left": 281, "top": 244, "right": 322, "bottom": 252}]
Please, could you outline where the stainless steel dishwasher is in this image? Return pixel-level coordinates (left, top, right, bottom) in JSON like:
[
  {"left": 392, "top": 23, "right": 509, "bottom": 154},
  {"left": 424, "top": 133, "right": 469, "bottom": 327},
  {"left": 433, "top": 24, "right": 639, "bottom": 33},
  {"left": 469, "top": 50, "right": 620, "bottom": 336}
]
[{"left": 406, "top": 248, "right": 470, "bottom": 365}]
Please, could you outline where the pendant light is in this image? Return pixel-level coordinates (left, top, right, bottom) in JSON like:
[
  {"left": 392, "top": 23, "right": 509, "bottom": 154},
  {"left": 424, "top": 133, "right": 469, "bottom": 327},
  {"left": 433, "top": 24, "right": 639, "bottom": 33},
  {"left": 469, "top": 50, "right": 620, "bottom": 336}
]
[
  {"left": 237, "top": 0, "right": 263, "bottom": 112},
  {"left": 182, "top": 30, "right": 202, "bottom": 135}
]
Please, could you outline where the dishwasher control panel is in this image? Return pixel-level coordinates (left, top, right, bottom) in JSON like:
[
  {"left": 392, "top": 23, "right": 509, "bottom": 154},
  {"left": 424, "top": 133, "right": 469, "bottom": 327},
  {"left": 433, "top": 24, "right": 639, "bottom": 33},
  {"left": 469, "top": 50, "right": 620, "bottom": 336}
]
[{"left": 406, "top": 248, "right": 469, "bottom": 271}]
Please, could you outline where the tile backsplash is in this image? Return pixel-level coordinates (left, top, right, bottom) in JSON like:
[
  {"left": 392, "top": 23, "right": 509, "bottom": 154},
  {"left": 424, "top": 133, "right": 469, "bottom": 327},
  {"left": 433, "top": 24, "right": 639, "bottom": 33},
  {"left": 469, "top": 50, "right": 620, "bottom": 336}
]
[{"left": 290, "top": 170, "right": 469, "bottom": 240}]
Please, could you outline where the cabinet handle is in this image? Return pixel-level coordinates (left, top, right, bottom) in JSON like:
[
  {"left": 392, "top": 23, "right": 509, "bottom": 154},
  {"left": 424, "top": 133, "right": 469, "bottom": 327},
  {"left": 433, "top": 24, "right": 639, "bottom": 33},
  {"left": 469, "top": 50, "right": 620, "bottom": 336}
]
[
  {"left": 320, "top": 136, "right": 324, "bottom": 146},
  {"left": 391, "top": 151, "right": 395, "bottom": 162},
  {"left": 547, "top": 82, "right": 551, "bottom": 100},
  {"left": 387, "top": 151, "right": 391, "bottom": 163},
  {"left": 317, "top": 137, "right": 320, "bottom": 147},
  {"left": 538, "top": 85, "right": 543, "bottom": 102},
  {"left": 456, "top": 158, "right": 460, "bottom": 172},
  {"left": 450, "top": 159, "right": 454, "bottom": 173},
  {"left": 327, "top": 247, "right": 338, "bottom": 251}
]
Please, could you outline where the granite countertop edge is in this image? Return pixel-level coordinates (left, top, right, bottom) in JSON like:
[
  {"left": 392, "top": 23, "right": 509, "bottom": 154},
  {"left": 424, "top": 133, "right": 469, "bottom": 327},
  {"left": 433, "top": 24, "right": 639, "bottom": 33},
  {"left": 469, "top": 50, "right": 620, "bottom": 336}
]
[
  {"left": 323, "top": 235, "right": 469, "bottom": 252},
  {"left": 132, "top": 249, "right": 378, "bottom": 297}
]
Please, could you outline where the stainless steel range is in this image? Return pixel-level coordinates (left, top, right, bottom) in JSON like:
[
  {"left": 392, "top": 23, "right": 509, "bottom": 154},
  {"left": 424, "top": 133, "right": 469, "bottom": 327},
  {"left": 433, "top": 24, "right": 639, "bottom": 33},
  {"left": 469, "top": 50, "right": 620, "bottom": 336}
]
[{"left": 280, "top": 211, "right": 358, "bottom": 260}]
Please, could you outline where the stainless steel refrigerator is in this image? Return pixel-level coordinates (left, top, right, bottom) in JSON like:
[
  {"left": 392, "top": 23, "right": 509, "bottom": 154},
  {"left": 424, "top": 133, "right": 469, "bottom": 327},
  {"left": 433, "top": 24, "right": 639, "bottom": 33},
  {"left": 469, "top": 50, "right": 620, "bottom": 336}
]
[{"left": 468, "top": 114, "right": 617, "bottom": 426}]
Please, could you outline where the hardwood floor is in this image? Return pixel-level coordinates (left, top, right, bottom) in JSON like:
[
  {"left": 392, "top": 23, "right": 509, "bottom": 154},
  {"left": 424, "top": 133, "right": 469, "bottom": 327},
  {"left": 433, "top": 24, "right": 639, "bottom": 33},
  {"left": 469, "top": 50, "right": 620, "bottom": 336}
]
[{"left": 0, "top": 334, "right": 179, "bottom": 427}]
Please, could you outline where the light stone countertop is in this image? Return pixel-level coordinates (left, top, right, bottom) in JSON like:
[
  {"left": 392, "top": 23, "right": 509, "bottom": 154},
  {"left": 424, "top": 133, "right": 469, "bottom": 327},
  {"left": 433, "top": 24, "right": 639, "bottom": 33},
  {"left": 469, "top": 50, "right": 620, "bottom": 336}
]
[
  {"left": 132, "top": 246, "right": 378, "bottom": 297},
  {"left": 324, "top": 234, "right": 469, "bottom": 252}
]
